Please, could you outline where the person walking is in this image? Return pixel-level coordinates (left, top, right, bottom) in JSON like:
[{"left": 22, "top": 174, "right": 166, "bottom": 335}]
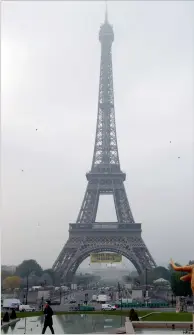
[{"left": 42, "top": 300, "right": 54, "bottom": 334}]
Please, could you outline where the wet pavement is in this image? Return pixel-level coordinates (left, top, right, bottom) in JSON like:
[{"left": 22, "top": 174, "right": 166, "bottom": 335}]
[{"left": 1, "top": 314, "right": 126, "bottom": 334}]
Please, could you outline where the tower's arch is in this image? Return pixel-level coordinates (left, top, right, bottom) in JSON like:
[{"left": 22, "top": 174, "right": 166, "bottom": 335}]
[{"left": 61, "top": 244, "right": 144, "bottom": 284}]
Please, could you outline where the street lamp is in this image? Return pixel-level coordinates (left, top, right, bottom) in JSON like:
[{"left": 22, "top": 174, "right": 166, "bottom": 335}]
[
  {"left": 59, "top": 286, "right": 62, "bottom": 304},
  {"left": 118, "top": 282, "right": 123, "bottom": 327},
  {"left": 145, "top": 268, "right": 148, "bottom": 293},
  {"left": 171, "top": 294, "right": 174, "bottom": 307},
  {"left": 118, "top": 282, "right": 122, "bottom": 311},
  {"left": 25, "top": 272, "right": 29, "bottom": 305},
  {"left": 144, "top": 268, "right": 148, "bottom": 306}
]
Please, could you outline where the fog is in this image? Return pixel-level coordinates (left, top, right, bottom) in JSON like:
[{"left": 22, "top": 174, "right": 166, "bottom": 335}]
[{"left": 1, "top": 1, "right": 194, "bottom": 269}]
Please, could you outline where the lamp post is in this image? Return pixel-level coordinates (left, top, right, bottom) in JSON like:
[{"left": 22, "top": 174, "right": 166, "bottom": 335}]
[
  {"left": 171, "top": 294, "right": 174, "bottom": 307},
  {"left": 41, "top": 296, "right": 44, "bottom": 311},
  {"left": 144, "top": 268, "right": 148, "bottom": 306},
  {"left": 118, "top": 282, "right": 122, "bottom": 311},
  {"left": 145, "top": 268, "right": 148, "bottom": 293},
  {"left": 118, "top": 282, "right": 123, "bottom": 327},
  {"left": 25, "top": 273, "right": 29, "bottom": 305},
  {"left": 59, "top": 286, "right": 62, "bottom": 304}
]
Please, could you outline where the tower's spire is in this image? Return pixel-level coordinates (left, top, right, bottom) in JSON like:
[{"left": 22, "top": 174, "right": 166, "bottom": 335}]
[{"left": 105, "top": 0, "right": 108, "bottom": 23}]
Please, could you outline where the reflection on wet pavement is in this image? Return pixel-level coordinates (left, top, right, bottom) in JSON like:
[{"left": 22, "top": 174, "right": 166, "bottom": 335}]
[{"left": 1, "top": 314, "right": 125, "bottom": 334}]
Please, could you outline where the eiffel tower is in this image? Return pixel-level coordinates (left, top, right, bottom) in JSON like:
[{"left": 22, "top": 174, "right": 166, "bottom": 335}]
[{"left": 53, "top": 8, "right": 156, "bottom": 282}]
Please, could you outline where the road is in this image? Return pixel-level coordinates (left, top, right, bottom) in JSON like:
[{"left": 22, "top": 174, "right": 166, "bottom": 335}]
[
  {"left": 56, "top": 289, "right": 96, "bottom": 311},
  {"left": 61, "top": 289, "right": 95, "bottom": 304},
  {"left": 53, "top": 303, "right": 194, "bottom": 312},
  {"left": 16, "top": 288, "right": 193, "bottom": 313},
  {"left": 53, "top": 290, "right": 194, "bottom": 312},
  {"left": 3, "top": 286, "right": 193, "bottom": 317}
]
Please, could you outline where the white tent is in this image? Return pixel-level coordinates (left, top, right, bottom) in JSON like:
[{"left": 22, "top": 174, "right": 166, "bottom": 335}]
[{"left": 153, "top": 278, "right": 169, "bottom": 284}]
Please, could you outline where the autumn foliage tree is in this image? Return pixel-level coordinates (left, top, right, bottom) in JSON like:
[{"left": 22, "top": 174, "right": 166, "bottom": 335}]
[{"left": 3, "top": 276, "right": 21, "bottom": 290}]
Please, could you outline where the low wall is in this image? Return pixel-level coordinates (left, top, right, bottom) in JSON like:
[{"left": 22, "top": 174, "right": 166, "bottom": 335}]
[
  {"left": 125, "top": 317, "right": 135, "bottom": 334},
  {"left": 114, "top": 320, "right": 193, "bottom": 334},
  {"left": 133, "top": 321, "right": 193, "bottom": 329}
]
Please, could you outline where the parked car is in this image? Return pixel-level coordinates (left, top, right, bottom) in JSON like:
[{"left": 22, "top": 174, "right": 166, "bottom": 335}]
[
  {"left": 69, "top": 306, "right": 79, "bottom": 311},
  {"left": 69, "top": 299, "right": 76, "bottom": 304},
  {"left": 101, "top": 304, "right": 117, "bottom": 311},
  {"left": 19, "top": 305, "right": 36, "bottom": 312}
]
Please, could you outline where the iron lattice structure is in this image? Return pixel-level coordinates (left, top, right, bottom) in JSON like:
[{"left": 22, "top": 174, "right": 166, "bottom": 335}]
[{"left": 53, "top": 12, "right": 156, "bottom": 283}]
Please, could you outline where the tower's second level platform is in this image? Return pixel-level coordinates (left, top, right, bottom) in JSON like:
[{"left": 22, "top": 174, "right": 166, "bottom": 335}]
[{"left": 69, "top": 223, "right": 142, "bottom": 238}]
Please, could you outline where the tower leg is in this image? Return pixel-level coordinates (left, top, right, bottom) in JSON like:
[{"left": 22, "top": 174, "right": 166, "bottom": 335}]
[{"left": 76, "top": 185, "right": 99, "bottom": 224}]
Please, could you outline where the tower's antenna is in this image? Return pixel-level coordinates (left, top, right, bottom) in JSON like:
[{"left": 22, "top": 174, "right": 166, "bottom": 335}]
[{"left": 105, "top": 0, "right": 108, "bottom": 23}]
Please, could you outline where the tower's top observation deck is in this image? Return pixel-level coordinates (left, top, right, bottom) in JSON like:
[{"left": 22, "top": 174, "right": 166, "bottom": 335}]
[{"left": 99, "top": 4, "right": 114, "bottom": 43}]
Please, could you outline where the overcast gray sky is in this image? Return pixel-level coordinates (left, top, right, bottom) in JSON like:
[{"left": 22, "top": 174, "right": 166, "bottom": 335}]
[{"left": 1, "top": 1, "right": 194, "bottom": 270}]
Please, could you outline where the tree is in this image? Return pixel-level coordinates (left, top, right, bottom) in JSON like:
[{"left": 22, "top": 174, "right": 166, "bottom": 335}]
[
  {"left": 153, "top": 266, "right": 171, "bottom": 281},
  {"left": 43, "top": 269, "right": 56, "bottom": 284},
  {"left": 20, "top": 274, "right": 40, "bottom": 288},
  {"left": 16, "top": 260, "right": 43, "bottom": 278},
  {"left": 39, "top": 272, "right": 53, "bottom": 286},
  {"left": 3, "top": 276, "right": 21, "bottom": 290},
  {"left": 170, "top": 271, "right": 192, "bottom": 297},
  {"left": 138, "top": 266, "right": 170, "bottom": 285},
  {"left": 1, "top": 270, "right": 12, "bottom": 282}
]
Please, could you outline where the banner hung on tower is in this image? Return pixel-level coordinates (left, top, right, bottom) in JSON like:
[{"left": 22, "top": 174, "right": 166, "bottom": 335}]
[{"left": 90, "top": 253, "right": 122, "bottom": 263}]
